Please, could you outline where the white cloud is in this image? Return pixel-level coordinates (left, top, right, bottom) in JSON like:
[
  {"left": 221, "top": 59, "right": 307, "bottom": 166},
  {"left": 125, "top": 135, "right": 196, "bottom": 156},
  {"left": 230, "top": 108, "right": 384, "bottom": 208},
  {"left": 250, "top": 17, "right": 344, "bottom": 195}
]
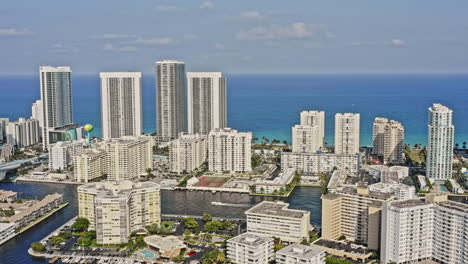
[
  {"left": 200, "top": 1, "right": 214, "bottom": 9},
  {"left": 236, "top": 22, "right": 323, "bottom": 40},
  {"left": 215, "top": 43, "right": 225, "bottom": 50},
  {"left": 103, "top": 44, "right": 137, "bottom": 52},
  {"left": 0, "top": 28, "right": 32, "bottom": 37},
  {"left": 91, "top": 33, "right": 135, "bottom": 40},
  {"left": 134, "top": 37, "right": 174, "bottom": 45},
  {"left": 183, "top": 33, "right": 198, "bottom": 40},
  {"left": 155, "top": 5, "right": 182, "bottom": 12},
  {"left": 240, "top": 11, "right": 264, "bottom": 20},
  {"left": 390, "top": 39, "right": 405, "bottom": 46}
]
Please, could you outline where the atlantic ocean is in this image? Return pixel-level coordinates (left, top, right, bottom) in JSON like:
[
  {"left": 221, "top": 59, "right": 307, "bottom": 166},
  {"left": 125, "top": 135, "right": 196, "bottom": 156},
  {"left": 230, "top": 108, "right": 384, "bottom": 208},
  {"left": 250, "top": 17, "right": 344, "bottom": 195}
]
[{"left": 1, "top": 74, "right": 467, "bottom": 146}]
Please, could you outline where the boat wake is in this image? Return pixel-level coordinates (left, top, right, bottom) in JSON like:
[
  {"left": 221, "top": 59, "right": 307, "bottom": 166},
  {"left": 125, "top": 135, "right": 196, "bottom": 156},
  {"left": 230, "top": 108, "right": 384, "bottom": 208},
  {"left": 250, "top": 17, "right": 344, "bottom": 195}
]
[{"left": 211, "top": 201, "right": 251, "bottom": 207}]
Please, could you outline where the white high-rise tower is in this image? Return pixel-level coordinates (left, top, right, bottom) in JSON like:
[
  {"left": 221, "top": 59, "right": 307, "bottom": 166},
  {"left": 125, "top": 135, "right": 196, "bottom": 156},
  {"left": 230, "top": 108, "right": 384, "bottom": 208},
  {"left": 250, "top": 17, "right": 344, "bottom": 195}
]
[
  {"left": 335, "top": 113, "right": 360, "bottom": 155},
  {"left": 372, "top": 117, "right": 405, "bottom": 164},
  {"left": 39, "top": 66, "right": 73, "bottom": 149},
  {"left": 187, "top": 72, "right": 227, "bottom": 134},
  {"left": 426, "top": 103, "right": 454, "bottom": 182},
  {"left": 292, "top": 111, "right": 325, "bottom": 153},
  {"left": 156, "top": 60, "right": 186, "bottom": 140},
  {"left": 31, "top": 99, "right": 43, "bottom": 135},
  {"left": 100, "top": 72, "right": 143, "bottom": 140}
]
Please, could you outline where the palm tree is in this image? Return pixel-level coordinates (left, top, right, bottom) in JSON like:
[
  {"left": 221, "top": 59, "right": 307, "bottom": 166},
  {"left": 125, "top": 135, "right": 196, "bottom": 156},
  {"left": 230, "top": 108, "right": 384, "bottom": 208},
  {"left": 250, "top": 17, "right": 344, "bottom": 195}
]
[
  {"left": 216, "top": 252, "right": 226, "bottom": 263},
  {"left": 282, "top": 140, "right": 288, "bottom": 145},
  {"left": 463, "top": 141, "right": 467, "bottom": 149}
]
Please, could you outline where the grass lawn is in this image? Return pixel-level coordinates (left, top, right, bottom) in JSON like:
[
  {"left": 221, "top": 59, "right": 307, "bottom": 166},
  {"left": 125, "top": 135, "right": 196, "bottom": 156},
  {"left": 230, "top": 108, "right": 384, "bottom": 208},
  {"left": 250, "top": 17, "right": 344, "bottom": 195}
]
[{"left": 406, "top": 149, "right": 425, "bottom": 164}]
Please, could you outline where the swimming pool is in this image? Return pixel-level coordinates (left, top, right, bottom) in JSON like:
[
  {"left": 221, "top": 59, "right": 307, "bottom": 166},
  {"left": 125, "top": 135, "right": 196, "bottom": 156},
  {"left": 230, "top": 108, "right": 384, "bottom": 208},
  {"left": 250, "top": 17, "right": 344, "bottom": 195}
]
[{"left": 140, "top": 250, "right": 155, "bottom": 259}]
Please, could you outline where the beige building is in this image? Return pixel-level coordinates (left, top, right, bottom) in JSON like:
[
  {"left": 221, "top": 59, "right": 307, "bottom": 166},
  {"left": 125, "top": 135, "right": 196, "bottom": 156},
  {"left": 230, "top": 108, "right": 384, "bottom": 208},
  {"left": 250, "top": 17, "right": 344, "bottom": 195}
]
[
  {"left": 78, "top": 180, "right": 161, "bottom": 244},
  {"left": 73, "top": 149, "right": 107, "bottom": 183},
  {"left": 169, "top": 133, "right": 207, "bottom": 174},
  {"left": 101, "top": 136, "right": 154, "bottom": 181},
  {"left": 335, "top": 113, "right": 360, "bottom": 155},
  {"left": 321, "top": 186, "right": 394, "bottom": 250},
  {"left": 276, "top": 243, "right": 325, "bottom": 264},
  {"left": 245, "top": 201, "right": 310, "bottom": 243},
  {"left": 208, "top": 128, "right": 252, "bottom": 172},
  {"left": 227, "top": 232, "right": 274, "bottom": 264},
  {"left": 372, "top": 118, "right": 404, "bottom": 164},
  {"left": 281, "top": 152, "right": 359, "bottom": 174}
]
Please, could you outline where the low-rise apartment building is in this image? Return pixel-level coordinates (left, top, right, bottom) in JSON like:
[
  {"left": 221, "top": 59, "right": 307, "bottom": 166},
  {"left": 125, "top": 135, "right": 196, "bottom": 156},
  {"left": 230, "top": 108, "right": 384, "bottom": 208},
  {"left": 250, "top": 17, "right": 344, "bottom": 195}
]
[
  {"left": 227, "top": 232, "right": 274, "bottom": 264},
  {"left": 245, "top": 201, "right": 310, "bottom": 243},
  {"left": 276, "top": 243, "right": 325, "bottom": 264},
  {"left": 281, "top": 152, "right": 359, "bottom": 174}
]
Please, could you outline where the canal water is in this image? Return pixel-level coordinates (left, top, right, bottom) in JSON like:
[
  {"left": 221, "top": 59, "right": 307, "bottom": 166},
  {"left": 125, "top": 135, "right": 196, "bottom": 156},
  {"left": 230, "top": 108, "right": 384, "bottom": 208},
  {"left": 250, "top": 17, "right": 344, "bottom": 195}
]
[{"left": 0, "top": 182, "right": 322, "bottom": 264}]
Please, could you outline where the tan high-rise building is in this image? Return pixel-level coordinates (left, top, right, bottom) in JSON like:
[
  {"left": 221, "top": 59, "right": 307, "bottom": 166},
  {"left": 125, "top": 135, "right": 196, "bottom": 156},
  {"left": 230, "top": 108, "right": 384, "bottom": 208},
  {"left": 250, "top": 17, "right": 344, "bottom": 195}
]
[
  {"left": 208, "top": 128, "right": 252, "bottom": 172},
  {"left": 73, "top": 149, "right": 107, "bottom": 183},
  {"left": 77, "top": 180, "right": 161, "bottom": 244},
  {"left": 335, "top": 113, "right": 360, "bottom": 155},
  {"left": 187, "top": 72, "right": 227, "bottom": 135},
  {"left": 372, "top": 118, "right": 404, "bottom": 164},
  {"left": 169, "top": 133, "right": 207, "bottom": 174},
  {"left": 321, "top": 186, "right": 394, "bottom": 250},
  {"left": 100, "top": 136, "right": 154, "bottom": 181}
]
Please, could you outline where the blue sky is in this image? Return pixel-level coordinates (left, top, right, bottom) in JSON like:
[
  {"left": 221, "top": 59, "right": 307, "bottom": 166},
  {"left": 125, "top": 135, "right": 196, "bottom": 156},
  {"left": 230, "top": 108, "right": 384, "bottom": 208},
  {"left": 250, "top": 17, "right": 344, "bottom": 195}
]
[{"left": 1, "top": 0, "right": 468, "bottom": 74}]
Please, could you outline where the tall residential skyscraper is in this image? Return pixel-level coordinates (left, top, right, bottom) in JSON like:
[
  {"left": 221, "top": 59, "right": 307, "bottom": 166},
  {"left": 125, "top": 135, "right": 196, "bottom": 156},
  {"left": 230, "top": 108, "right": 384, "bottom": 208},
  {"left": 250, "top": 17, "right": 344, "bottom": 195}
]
[
  {"left": 156, "top": 60, "right": 186, "bottom": 139},
  {"left": 39, "top": 66, "right": 73, "bottom": 149},
  {"left": 426, "top": 104, "right": 454, "bottom": 182},
  {"left": 335, "top": 113, "right": 360, "bottom": 155},
  {"left": 372, "top": 118, "right": 405, "bottom": 164},
  {"left": 31, "top": 100, "right": 43, "bottom": 134},
  {"left": 100, "top": 72, "right": 142, "bottom": 140},
  {"left": 6, "top": 118, "right": 41, "bottom": 148},
  {"left": 292, "top": 111, "right": 325, "bottom": 153},
  {"left": 169, "top": 133, "right": 208, "bottom": 174},
  {"left": 187, "top": 72, "right": 227, "bottom": 134}
]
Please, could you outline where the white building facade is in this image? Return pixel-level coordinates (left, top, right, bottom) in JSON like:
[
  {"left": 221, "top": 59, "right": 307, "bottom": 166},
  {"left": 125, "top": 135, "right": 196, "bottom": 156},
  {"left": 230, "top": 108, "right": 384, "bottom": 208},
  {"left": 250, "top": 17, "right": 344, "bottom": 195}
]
[
  {"left": 276, "top": 244, "right": 325, "bottom": 264},
  {"left": 6, "top": 118, "right": 40, "bottom": 148},
  {"left": 208, "top": 128, "right": 252, "bottom": 172},
  {"left": 31, "top": 99, "right": 43, "bottom": 134},
  {"left": 227, "top": 232, "right": 274, "bottom": 264},
  {"left": 73, "top": 149, "right": 107, "bottom": 183},
  {"left": 292, "top": 111, "right": 325, "bottom": 153},
  {"left": 335, "top": 113, "right": 360, "bottom": 155},
  {"left": 187, "top": 72, "right": 227, "bottom": 135},
  {"left": 169, "top": 133, "right": 207, "bottom": 174},
  {"left": 49, "top": 140, "right": 85, "bottom": 170},
  {"left": 100, "top": 72, "right": 143, "bottom": 140},
  {"left": 281, "top": 152, "right": 359, "bottom": 174},
  {"left": 426, "top": 104, "right": 454, "bottom": 182}
]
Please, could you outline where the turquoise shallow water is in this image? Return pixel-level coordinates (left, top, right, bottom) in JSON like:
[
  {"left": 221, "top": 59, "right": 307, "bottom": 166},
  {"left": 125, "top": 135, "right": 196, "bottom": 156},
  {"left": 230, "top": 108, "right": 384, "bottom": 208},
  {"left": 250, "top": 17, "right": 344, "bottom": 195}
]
[{"left": 0, "top": 74, "right": 467, "bottom": 146}]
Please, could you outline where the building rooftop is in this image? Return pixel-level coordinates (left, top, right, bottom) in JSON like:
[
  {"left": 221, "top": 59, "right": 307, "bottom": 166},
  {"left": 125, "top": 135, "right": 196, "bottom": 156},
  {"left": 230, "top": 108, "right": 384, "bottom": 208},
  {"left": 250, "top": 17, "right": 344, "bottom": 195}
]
[
  {"left": 78, "top": 180, "right": 160, "bottom": 199},
  {"left": 245, "top": 201, "right": 308, "bottom": 219},
  {"left": 277, "top": 243, "right": 324, "bottom": 259},
  {"left": 390, "top": 198, "right": 428, "bottom": 209},
  {"left": 228, "top": 232, "right": 273, "bottom": 246},
  {"left": 2, "top": 193, "right": 62, "bottom": 223},
  {"left": 430, "top": 103, "right": 452, "bottom": 112},
  {"left": 0, "top": 190, "right": 17, "bottom": 201},
  {"left": 338, "top": 186, "right": 394, "bottom": 201}
]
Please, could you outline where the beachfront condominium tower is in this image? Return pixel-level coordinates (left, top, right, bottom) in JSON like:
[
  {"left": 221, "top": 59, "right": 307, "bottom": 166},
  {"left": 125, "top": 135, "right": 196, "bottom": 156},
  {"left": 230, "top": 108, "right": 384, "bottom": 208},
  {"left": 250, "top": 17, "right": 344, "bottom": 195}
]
[
  {"left": 335, "top": 113, "right": 360, "bottom": 155},
  {"left": 100, "top": 72, "right": 143, "bottom": 140},
  {"left": 156, "top": 60, "right": 186, "bottom": 140},
  {"left": 292, "top": 111, "right": 325, "bottom": 153},
  {"left": 208, "top": 128, "right": 252, "bottom": 172},
  {"left": 169, "top": 133, "right": 208, "bottom": 174},
  {"left": 39, "top": 66, "right": 73, "bottom": 149},
  {"left": 426, "top": 103, "right": 454, "bottom": 182},
  {"left": 372, "top": 118, "right": 405, "bottom": 164},
  {"left": 187, "top": 72, "right": 227, "bottom": 135}
]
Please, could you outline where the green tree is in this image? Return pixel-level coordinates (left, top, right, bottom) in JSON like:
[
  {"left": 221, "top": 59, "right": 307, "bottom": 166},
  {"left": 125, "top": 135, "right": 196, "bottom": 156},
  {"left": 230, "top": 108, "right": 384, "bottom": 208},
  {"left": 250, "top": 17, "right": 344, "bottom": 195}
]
[
  {"left": 58, "top": 232, "right": 71, "bottom": 239},
  {"left": 203, "top": 213, "right": 213, "bottom": 222},
  {"left": 72, "top": 218, "right": 90, "bottom": 232},
  {"left": 31, "top": 242, "right": 45, "bottom": 252},
  {"left": 183, "top": 217, "right": 198, "bottom": 229},
  {"left": 77, "top": 237, "right": 91, "bottom": 247},
  {"left": 221, "top": 221, "right": 234, "bottom": 230},
  {"left": 50, "top": 236, "right": 64, "bottom": 246},
  {"left": 201, "top": 249, "right": 225, "bottom": 264}
]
